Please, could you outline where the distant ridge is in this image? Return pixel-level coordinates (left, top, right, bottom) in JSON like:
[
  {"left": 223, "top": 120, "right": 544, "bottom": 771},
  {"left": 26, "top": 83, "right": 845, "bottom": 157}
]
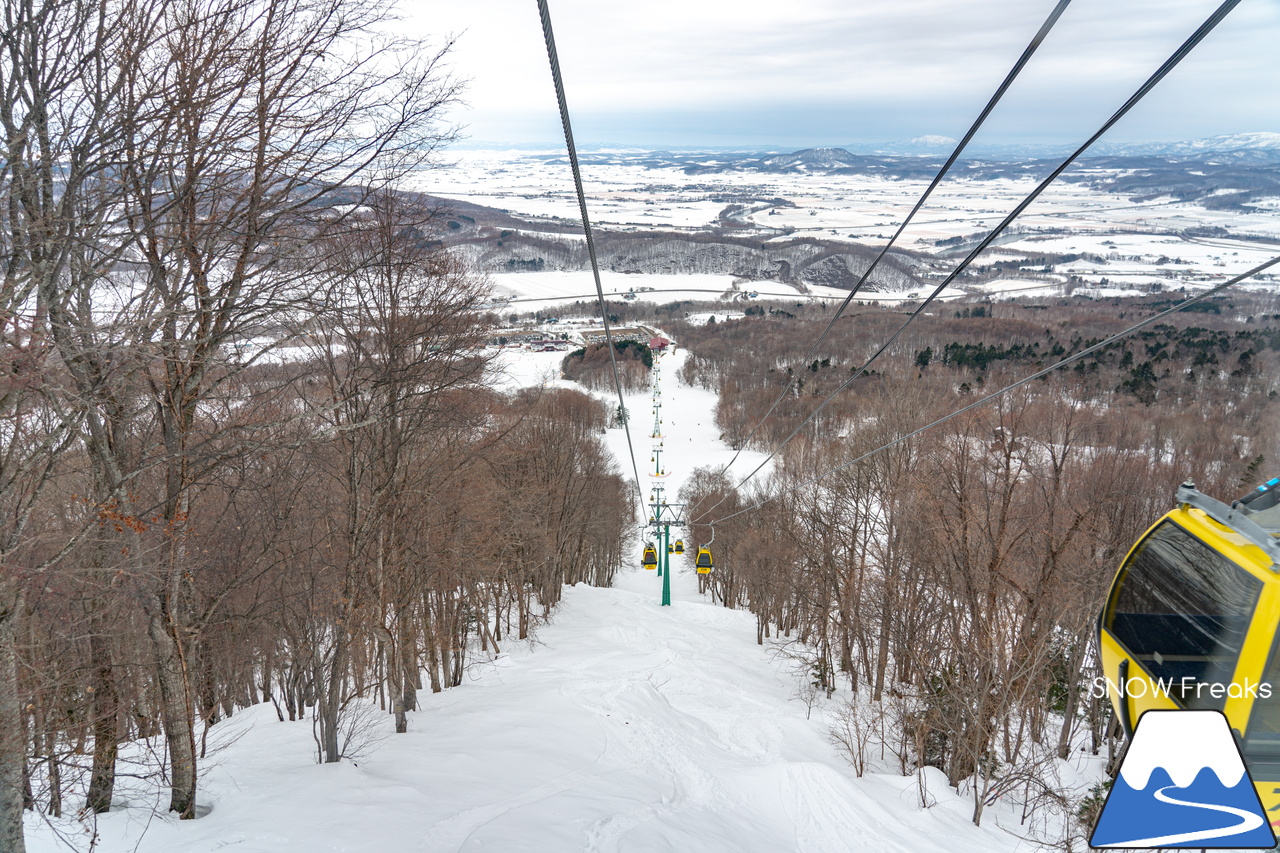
[
  {"left": 864, "top": 135, "right": 960, "bottom": 155},
  {"left": 909, "top": 134, "right": 958, "bottom": 146},
  {"left": 819, "top": 131, "right": 1280, "bottom": 162},
  {"left": 1093, "top": 132, "right": 1280, "bottom": 163},
  {"left": 759, "top": 147, "right": 861, "bottom": 169}
]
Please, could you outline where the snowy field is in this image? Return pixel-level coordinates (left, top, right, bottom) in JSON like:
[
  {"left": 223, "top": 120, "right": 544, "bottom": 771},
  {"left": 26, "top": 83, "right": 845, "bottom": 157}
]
[
  {"left": 24, "top": 345, "right": 1107, "bottom": 853},
  {"left": 421, "top": 151, "right": 1280, "bottom": 247},
  {"left": 422, "top": 150, "right": 1280, "bottom": 299},
  {"left": 421, "top": 150, "right": 1280, "bottom": 244},
  {"left": 485, "top": 270, "right": 968, "bottom": 314},
  {"left": 485, "top": 270, "right": 918, "bottom": 312}
]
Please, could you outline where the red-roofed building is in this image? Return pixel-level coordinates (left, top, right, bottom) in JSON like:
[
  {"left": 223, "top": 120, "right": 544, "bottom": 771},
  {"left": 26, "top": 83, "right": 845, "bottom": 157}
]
[{"left": 648, "top": 336, "right": 669, "bottom": 352}]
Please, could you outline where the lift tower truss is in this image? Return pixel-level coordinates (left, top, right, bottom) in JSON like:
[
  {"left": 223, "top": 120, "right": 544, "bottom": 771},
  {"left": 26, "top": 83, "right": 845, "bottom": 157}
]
[{"left": 649, "top": 500, "right": 686, "bottom": 607}]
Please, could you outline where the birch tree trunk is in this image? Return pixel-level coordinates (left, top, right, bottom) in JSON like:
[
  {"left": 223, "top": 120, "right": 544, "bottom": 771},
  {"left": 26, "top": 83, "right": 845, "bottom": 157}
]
[
  {"left": 86, "top": 602, "right": 120, "bottom": 813},
  {"left": 147, "top": 602, "right": 197, "bottom": 817},
  {"left": 0, "top": 598, "right": 28, "bottom": 853}
]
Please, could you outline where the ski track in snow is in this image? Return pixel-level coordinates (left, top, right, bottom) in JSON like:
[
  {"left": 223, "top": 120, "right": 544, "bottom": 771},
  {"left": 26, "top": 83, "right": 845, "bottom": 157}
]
[{"left": 25, "top": 346, "right": 1090, "bottom": 853}]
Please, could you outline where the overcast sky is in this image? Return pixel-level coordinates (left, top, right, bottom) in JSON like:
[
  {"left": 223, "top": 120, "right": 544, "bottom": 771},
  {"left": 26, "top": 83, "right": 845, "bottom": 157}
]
[{"left": 408, "top": 0, "right": 1280, "bottom": 149}]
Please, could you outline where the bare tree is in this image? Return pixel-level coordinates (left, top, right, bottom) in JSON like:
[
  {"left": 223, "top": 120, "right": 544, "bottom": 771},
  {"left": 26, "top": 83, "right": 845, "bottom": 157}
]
[
  {"left": 1, "top": 0, "right": 464, "bottom": 829},
  {"left": 303, "top": 193, "right": 489, "bottom": 758},
  {"left": 0, "top": 0, "right": 149, "bottom": 843}
]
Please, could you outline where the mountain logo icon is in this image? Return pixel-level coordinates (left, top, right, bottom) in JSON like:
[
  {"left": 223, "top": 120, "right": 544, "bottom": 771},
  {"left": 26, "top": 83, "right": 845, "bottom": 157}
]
[{"left": 1090, "top": 709, "right": 1277, "bottom": 848}]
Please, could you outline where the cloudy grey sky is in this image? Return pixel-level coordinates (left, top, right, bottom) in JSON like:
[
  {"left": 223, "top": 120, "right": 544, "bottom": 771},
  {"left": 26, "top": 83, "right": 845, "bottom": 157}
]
[{"left": 409, "top": 0, "right": 1280, "bottom": 149}]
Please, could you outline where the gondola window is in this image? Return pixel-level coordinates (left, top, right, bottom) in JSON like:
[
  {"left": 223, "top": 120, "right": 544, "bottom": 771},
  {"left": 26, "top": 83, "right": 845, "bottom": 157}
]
[
  {"left": 1243, "top": 639, "right": 1280, "bottom": 780},
  {"left": 1106, "top": 520, "right": 1261, "bottom": 708}
]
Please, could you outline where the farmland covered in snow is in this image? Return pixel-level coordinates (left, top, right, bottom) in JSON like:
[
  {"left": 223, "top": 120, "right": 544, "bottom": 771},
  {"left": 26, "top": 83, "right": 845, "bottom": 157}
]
[{"left": 418, "top": 148, "right": 1280, "bottom": 303}]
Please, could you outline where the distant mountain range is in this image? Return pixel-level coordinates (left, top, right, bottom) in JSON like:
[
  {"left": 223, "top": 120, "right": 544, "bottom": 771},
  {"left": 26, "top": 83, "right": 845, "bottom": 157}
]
[
  {"left": 839, "top": 132, "right": 1280, "bottom": 162},
  {"left": 734, "top": 141, "right": 1280, "bottom": 203},
  {"left": 549, "top": 140, "right": 1278, "bottom": 207},
  {"left": 759, "top": 148, "right": 863, "bottom": 169},
  {"left": 1097, "top": 132, "right": 1280, "bottom": 162},
  {"left": 478, "top": 132, "right": 1280, "bottom": 162}
]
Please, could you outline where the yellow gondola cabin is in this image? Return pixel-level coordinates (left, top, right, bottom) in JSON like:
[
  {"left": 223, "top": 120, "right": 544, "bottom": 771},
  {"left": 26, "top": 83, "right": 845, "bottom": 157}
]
[
  {"left": 1098, "top": 479, "right": 1280, "bottom": 821},
  {"left": 695, "top": 546, "right": 713, "bottom": 574},
  {"left": 642, "top": 543, "right": 658, "bottom": 570}
]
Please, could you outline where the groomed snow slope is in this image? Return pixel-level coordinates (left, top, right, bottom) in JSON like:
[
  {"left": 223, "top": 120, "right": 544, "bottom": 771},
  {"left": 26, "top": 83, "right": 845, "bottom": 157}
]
[
  {"left": 26, "top": 346, "right": 1091, "bottom": 853},
  {"left": 27, "top": 580, "right": 1024, "bottom": 853}
]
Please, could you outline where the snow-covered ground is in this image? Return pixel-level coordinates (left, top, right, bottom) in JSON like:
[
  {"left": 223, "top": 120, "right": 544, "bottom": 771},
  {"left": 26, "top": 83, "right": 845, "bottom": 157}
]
[
  {"left": 422, "top": 151, "right": 1280, "bottom": 248},
  {"left": 486, "top": 270, "right": 967, "bottom": 314},
  {"left": 487, "top": 270, "right": 865, "bottom": 311},
  {"left": 603, "top": 345, "right": 773, "bottom": 502},
  {"left": 421, "top": 150, "right": 1280, "bottom": 244},
  {"left": 427, "top": 150, "right": 1280, "bottom": 302},
  {"left": 25, "top": 346, "right": 1103, "bottom": 853},
  {"left": 25, "top": 583, "right": 1067, "bottom": 852}
]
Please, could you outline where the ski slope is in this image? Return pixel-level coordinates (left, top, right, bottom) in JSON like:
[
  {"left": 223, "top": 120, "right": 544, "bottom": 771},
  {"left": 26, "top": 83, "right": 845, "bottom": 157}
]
[{"left": 26, "top": 346, "right": 1092, "bottom": 853}]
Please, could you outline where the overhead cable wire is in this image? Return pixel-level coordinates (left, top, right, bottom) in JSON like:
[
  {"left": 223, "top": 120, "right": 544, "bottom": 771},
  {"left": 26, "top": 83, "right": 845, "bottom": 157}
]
[
  {"left": 707, "top": 252, "right": 1280, "bottom": 527},
  {"left": 536, "top": 0, "right": 646, "bottom": 516},
  {"left": 718, "top": 0, "right": 1074, "bottom": 473},
  {"left": 693, "top": 0, "right": 1242, "bottom": 523}
]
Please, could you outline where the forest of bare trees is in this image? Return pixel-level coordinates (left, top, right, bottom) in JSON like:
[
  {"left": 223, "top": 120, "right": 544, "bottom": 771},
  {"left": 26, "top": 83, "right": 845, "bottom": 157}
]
[
  {"left": 673, "top": 294, "right": 1280, "bottom": 838},
  {"left": 0, "top": 1, "right": 632, "bottom": 849},
  {"left": 451, "top": 228, "right": 924, "bottom": 292},
  {"left": 4, "top": 0, "right": 1279, "bottom": 847}
]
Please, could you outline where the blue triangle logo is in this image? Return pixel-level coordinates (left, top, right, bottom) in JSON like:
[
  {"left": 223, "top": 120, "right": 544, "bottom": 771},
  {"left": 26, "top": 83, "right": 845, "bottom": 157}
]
[{"left": 1091, "top": 709, "right": 1277, "bottom": 848}]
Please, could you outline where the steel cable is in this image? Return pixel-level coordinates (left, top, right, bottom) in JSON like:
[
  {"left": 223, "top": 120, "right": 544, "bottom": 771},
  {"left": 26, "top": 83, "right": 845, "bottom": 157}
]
[
  {"left": 707, "top": 253, "right": 1280, "bottom": 526},
  {"left": 536, "top": 0, "right": 647, "bottom": 517},
  {"left": 719, "top": 0, "right": 1074, "bottom": 475},
  {"left": 693, "top": 0, "right": 1243, "bottom": 523}
]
